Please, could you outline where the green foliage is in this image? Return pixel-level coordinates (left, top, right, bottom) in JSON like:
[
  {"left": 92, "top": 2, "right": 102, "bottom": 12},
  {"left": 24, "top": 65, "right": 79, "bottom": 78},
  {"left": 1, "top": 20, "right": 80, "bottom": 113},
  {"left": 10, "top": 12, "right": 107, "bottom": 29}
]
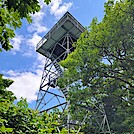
[
  {"left": 58, "top": 0, "right": 134, "bottom": 133},
  {"left": 0, "top": 75, "right": 76, "bottom": 133},
  {"left": 0, "top": 74, "right": 16, "bottom": 102},
  {"left": 44, "top": 0, "right": 51, "bottom": 5},
  {"left": 0, "top": 0, "right": 51, "bottom": 51}
]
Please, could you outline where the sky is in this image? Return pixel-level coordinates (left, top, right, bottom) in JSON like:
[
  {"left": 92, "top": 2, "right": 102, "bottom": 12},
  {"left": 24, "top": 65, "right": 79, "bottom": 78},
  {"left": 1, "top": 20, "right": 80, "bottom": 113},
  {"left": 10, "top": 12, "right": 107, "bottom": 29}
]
[{"left": 0, "top": 0, "right": 108, "bottom": 108}]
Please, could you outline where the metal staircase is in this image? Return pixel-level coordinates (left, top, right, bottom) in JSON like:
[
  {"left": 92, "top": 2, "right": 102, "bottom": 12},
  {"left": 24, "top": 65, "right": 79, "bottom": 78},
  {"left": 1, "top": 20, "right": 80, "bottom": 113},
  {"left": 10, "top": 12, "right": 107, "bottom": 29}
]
[{"left": 53, "top": 60, "right": 63, "bottom": 76}]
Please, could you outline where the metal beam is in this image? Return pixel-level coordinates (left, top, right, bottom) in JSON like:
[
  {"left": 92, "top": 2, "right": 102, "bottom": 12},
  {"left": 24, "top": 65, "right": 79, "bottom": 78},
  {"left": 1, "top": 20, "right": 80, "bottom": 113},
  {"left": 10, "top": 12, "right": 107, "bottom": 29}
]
[{"left": 40, "top": 102, "right": 67, "bottom": 113}]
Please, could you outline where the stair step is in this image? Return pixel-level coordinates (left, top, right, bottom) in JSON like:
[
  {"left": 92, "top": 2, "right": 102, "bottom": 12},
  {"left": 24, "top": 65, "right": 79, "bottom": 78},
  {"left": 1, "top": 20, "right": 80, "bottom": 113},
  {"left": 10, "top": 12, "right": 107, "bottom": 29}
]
[
  {"left": 61, "top": 88, "right": 68, "bottom": 98},
  {"left": 53, "top": 61, "right": 63, "bottom": 75}
]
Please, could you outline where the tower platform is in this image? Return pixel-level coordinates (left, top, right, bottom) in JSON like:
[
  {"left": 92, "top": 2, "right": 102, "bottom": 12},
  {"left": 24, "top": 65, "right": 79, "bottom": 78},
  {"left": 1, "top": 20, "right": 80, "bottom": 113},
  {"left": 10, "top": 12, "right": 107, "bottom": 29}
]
[{"left": 36, "top": 12, "right": 84, "bottom": 62}]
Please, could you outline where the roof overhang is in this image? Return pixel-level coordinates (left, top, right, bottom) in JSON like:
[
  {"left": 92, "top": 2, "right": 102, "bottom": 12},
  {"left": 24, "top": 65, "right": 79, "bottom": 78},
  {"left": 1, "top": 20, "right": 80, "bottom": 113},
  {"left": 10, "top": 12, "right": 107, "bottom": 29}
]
[{"left": 36, "top": 12, "right": 85, "bottom": 59}]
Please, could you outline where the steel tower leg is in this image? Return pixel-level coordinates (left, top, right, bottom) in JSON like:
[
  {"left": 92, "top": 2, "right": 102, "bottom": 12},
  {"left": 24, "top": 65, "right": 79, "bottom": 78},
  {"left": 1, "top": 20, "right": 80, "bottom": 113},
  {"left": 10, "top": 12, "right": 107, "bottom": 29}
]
[
  {"left": 35, "top": 60, "right": 67, "bottom": 112},
  {"left": 35, "top": 34, "right": 76, "bottom": 113},
  {"left": 73, "top": 101, "right": 111, "bottom": 134}
]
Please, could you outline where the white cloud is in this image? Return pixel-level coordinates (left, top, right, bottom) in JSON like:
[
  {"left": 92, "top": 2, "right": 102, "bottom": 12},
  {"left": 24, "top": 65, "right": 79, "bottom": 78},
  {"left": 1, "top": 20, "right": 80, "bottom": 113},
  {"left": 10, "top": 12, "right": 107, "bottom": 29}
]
[
  {"left": 6, "top": 70, "right": 20, "bottom": 77},
  {"left": 49, "top": 0, "right": 73, "bottom": 19},
  {"left": 22, "top": 33, "right": 42, "bottom": 57},
  {"left": 11, "top": 35, "right": 23, "bottom": 52},
  {"left": 27, "top": 11, "right": 47, "bottom": 34},
  {"left": 22, "top": 52, "right": 34, "bottom": 57},
  {"left": 26, "top": 8, "right": 47, "bottom": 55},
  {"left": 7, "top": 70, "right": 42, "bottom": 103},
  {"left": 28, "top": 23, "right": 47, "bottom": 34},
  {"left": 37, "top": 53, "right": 46, "bottom": 65},
  {"left": 30, "top": 54, "right": 46, "bottom": 71},
  {"left": 27, "top": 33, "right": 42, "bottom": 49}
]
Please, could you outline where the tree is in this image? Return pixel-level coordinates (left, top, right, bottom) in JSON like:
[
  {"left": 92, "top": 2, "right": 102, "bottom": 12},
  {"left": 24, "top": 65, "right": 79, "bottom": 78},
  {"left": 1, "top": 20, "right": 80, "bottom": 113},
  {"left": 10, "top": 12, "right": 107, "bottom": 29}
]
[
  {"left": 0, "top": 75, "right": 77, "bottom": 133},
  {"left": 0, "top": 0, "right": 51, "bottom": 51},
  {"left": 58, "top": 0, "right": 134, "bottom": 133}
]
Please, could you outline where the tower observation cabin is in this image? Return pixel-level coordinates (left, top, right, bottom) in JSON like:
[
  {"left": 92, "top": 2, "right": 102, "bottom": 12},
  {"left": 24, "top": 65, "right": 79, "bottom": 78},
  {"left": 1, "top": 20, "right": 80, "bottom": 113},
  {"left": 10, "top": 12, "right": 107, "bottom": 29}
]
[
  {"left": 36, "top": 12, "right": 84, "bottom": 62},
  {"left": 36, "top": 12, "right": 85, "bottom": 112}
]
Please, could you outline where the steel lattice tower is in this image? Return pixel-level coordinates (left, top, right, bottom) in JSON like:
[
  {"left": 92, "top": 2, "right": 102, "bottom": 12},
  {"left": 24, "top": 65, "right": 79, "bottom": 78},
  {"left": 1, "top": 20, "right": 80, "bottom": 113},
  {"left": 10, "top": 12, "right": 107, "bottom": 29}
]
[
  {"left": 35, "top": 12, "right": 84, "bottom": 112},
  {"left": 35, "top": 12, "right": 111, "bottom": 133}
]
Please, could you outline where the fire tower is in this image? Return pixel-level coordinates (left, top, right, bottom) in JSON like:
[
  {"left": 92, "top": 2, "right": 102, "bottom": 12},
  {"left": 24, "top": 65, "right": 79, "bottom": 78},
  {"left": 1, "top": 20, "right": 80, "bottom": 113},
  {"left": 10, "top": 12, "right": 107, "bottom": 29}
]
[
  {"left": 36, "top": 12, "right": 111, "bottom": 133},
  {"left": 35, "top": 12, "right": 84, "bottom": 112}
]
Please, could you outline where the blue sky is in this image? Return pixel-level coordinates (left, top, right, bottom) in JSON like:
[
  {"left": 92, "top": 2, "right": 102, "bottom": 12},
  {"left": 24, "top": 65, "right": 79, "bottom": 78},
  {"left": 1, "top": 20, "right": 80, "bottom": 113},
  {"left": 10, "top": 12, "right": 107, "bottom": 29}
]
[{"left": 0, "top": 0, "right": 107, "bottom": 108}]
